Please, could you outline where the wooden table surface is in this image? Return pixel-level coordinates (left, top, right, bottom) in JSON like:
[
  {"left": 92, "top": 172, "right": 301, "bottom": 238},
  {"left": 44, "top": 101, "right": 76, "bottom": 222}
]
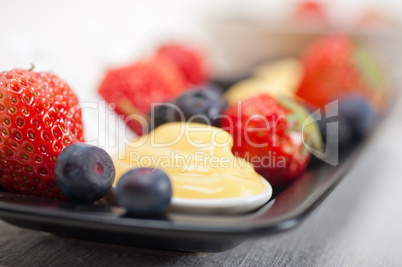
[{"left": 0, "top": 96, "right": 401, "bottom": 267}]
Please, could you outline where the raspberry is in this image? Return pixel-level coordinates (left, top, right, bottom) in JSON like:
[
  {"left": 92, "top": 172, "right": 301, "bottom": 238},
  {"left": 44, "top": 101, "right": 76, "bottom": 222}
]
[
  {"left": 156, "top": 43, "right": 209, "bottom": 86},
  {"left": 98, "top": 57, "right": 187, "bottom": 135}
]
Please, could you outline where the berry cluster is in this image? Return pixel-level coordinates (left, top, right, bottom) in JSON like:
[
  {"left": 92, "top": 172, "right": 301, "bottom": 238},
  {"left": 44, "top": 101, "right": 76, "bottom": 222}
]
[{"left": 0, "top": 35, "right": 384, "bottom": 216}]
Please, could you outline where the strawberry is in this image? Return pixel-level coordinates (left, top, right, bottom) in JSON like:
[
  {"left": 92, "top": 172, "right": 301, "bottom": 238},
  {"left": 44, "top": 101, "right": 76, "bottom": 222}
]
[
  {"left": 357, "top": 10, "right": 392, "bottom": 28},
  {"left": 296, "top": 34, "right": 386, "bottom": 109},
  {"left": 156, "top": 43, "right": 209, "bottom": 86},
  {"left": 0, "top": 69, "right": 84, "bottom": 200},
  {"left": 98, "top": 57, "right": 187, "bottom": 135},
  {"left": 221, "top": 94, "right": 322, "bottom": 188},
  {"left": 291, "top": 1, "right": 329, "bottom": 26}
]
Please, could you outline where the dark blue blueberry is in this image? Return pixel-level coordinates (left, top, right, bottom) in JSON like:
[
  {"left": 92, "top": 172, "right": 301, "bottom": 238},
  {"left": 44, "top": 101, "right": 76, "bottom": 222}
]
[
  {"left": 309, "top": 95, "right": 377, "bottom": 154},
  {"left": 204, "top": 82, "right": 225, "bottom": 96},
  {"left": 148, "top": 84, "right": 227, "bottom": 131},
  {"left": 149, "top": 103, "right": 175, "bottom": 131},
  {"left": 205, "top": 83, "right": 228, "bottom": 110},
  {"left": 211, "top": 78, "right": 247, "bottom": 92},
  {"left": 338, "top": 96, "right": 378, "bottom": 140},
  {"left": 115, "top": 168, "right": 172, "bottom": 215},
  {"left": 314, "top": 112, "right": 353, "bottom": 150},
  {"left": 168, "top": 87, "right": 226, "bottom": 127},
  {"left": 55, "top": 143, "right": 115, "bottom": 203}
]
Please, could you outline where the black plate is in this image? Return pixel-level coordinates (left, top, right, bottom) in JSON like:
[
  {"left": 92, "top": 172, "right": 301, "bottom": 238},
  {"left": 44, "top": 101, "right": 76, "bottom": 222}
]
[
  {"left": 0, "top": 139, "right": 367, "bottom": 253},
  {"left": 0, "top": 71, "right": 390, "bottom": 253}
]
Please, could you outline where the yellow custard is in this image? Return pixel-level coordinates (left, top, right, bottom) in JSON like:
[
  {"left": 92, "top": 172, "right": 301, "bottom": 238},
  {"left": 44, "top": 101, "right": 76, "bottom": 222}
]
[{"left": 113, "top": 122, "right": 267, "bottom": 199}]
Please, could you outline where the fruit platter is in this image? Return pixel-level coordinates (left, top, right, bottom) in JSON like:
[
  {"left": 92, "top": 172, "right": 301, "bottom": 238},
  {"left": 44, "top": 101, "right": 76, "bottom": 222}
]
[{"left": 0, "top": 26, "right": 395, "bottom": 253}]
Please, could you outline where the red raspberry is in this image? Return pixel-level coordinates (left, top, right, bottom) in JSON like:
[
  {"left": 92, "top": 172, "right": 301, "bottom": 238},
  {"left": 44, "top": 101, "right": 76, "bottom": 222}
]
[
  {"left": 98, "top": 57, "right": 187, "bottom": 135},
  {"left": 156, "top": 43, "right": 209, "bottom": 86}
]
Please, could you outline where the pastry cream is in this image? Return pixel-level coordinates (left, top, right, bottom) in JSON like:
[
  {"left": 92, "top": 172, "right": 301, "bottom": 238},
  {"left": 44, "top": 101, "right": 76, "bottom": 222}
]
[
  {"left": 113, "top": 122, "right": 267, "bottom": 199},
  {"left": 224, "top": 58, "right": 303, "bottom": 105}
]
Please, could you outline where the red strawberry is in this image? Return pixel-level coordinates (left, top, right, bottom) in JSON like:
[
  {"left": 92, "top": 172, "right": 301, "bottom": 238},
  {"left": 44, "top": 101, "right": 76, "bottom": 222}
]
[
  {"left": 156, "top": 43, "right": 209, "bottom": 86},
  {"left": 296, "top": 35, "right": 386, "bottom": 109},
  {"left": 0, "top": 69, "right": 84, "bottom": 200},
  {"left": 221, "top": 94, "right": 322, "bottom": 188},
  {"left": 291, "top": 1, "right": 329, "bottom": 26},
  {"left": 357, "top": 10, "right": 392, "bottom": 28},
  {"left": 98, "top": 57, "right": 187, "bottom": 135}
]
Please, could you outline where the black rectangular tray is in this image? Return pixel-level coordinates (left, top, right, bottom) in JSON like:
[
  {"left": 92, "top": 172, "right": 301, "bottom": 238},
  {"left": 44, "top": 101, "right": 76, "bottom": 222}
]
[{"left": 0, "top": 139, "right": 367, "bottom": 253}]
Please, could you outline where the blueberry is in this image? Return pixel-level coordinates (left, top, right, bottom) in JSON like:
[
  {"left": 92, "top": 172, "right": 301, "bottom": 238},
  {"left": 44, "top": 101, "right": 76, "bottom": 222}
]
[
  {"left": 314, "top": 112, "right": 353, "bottom": 150},
  {"left": 55, "top": 143, "right": 115, "bottom": 203},
  {"left": 338, "top": 96, "right": 378, "bottom": 140},
  {"left": 309, "top": 95, "right": 377, "bottom": 153},
  {"left": 204, "top": 82, "right": 225, "bottom": 96},
  {"left": 149, "top": 103, "right": 174, "bottom": 131},
  {"left": 211, "top": 78, "right": 247, "bottom": 92},
  {"left": 168, "top": 88, "right": 226, "bottom": 127},
  {"left": 116, "top": 168, "right": 172, "bottom": 215},
  {"left": 148, "top": 85, "right": 227, "bottom": 131}
]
